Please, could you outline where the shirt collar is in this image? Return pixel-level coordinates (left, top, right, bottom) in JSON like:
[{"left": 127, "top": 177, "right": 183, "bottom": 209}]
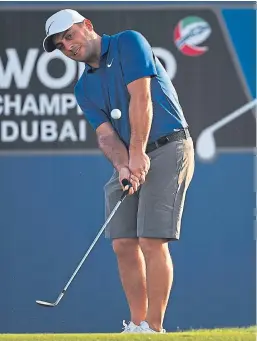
[
  {"left": 101, "top": 34, "right": 111, "bottom": 57},
  {"left": 85, "top": 34, "right": 111, "bottom": 73}
]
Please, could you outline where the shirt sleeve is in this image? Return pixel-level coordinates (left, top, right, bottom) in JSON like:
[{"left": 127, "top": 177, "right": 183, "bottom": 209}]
[
  {"left": 118, "top": 30, "right": 157, "bottom": 85},
  {"left": 75, "top": 82, "right": 109, "bottom": 131}
]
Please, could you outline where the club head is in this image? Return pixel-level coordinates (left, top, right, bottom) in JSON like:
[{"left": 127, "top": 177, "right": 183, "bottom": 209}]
[
  {"left": 196, "top": 129, "right": 216, "bottom": 161},
  {"left": 36, "top": 300, "right": 56, "bottom": 307}
]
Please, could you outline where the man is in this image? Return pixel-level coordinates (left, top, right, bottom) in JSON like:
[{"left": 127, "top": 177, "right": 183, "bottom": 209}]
[{"left": 43, "top": 9, "right": 194, "bottom": 334}]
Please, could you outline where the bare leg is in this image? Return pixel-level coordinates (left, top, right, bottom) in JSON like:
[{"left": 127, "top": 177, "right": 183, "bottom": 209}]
[
  {"left": 113, "top": 238, "right": 148, "bottom": 325},
  {"left": 139, "top": 238, "right": 173, "bottom": 332}
]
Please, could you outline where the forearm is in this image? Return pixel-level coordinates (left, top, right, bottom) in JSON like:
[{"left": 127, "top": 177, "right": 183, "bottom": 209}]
[
  {"left": 129, "top": 95, "right": 153, "bottom": 154},
  {"left": 98, "top": 132, "right": 129, "bottom": 171}
]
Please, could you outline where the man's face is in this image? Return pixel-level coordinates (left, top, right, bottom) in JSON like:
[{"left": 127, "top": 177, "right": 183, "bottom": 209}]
[{"left": 53, "top": 20, "right": 95, "bottom": 62}]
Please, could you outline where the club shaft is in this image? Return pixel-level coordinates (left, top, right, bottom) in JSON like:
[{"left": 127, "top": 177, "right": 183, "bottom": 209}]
[
  {"left": 61, "top": 199, "right": 122, "bottom": 293},
  {"left": 209, "top": 99, "right": 257, "bottom": 132},
  {"left": 53, "top": 293, "right": 64, "bottom": 306},
  {"left": 37, "top": 183, "right": 131, "bottom": 307}
]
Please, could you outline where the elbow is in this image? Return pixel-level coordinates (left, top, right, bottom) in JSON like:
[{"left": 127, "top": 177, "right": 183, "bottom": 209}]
[
  {"left": 97, "top": 134, "right": 107, "bottom": 148},
  {"left": 97, "top": 131, "right": 114, "bottom": 147}
]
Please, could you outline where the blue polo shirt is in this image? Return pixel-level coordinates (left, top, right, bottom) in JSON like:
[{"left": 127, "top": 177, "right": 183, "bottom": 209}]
[{"left": 75, "top": 30, "right": 188, "bottom": 146}]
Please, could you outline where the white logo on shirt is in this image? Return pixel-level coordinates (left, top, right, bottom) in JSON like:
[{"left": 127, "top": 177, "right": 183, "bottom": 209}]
[{"left": 107, "top": 58, "right": 114, "bottom": 67}]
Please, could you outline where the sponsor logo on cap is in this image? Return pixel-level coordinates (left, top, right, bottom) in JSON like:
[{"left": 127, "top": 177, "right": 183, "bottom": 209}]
[{"left": 47, "top": 21, "right": 54, "bottom": 35}]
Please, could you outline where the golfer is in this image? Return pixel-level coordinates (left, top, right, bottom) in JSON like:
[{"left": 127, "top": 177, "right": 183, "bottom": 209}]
[{"left": 43, "top": 9, "right": 195, "bottom": 334}]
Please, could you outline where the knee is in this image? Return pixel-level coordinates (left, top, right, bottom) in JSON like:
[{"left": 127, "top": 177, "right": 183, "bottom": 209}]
[
  {"left": 139, "top": 238, "right": 169, "bottom": 259},
  {"left": 112, "top": 238, "right": 139, "bottom": 258}
]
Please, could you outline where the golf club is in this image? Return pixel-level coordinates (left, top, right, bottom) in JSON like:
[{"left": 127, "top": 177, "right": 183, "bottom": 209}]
[{"left": 36, "top": 179, "right": 132, "bottom": 307}]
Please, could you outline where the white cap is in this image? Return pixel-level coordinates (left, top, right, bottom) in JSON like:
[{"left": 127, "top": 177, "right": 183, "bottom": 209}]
[{"left": 43, "top": 9, "right": 85, "bottom": 52}]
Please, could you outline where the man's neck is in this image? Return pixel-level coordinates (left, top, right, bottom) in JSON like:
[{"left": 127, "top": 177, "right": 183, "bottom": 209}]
[{"left": 86, "top": 35, "right": 102, "bottom": 68}]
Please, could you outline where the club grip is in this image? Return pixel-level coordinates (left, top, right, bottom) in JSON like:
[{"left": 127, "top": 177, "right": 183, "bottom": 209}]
[{"left": 120, "top": 179, "right": 132, "bottom": 201}]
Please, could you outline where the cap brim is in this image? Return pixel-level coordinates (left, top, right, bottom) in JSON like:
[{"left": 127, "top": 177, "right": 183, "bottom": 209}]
[{"left": 43, "top": 35, "right": 56, "bottom": 52}]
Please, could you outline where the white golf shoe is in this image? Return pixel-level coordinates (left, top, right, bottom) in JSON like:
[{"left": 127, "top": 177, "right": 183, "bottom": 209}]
[
  {"left": 121, "top": 320, "right": 141, "bottom": 333},
  {"left": 138, "top": 321, "right": 166, "bottom": 333}
]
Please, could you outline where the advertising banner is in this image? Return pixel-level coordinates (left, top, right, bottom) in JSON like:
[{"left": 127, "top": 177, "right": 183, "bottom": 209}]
[{"left": 0, "top": 8, "right": 255, "bottom": 156}]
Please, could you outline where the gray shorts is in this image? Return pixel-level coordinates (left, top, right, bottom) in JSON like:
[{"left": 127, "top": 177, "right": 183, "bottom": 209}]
[{"left": 104, "top": 137, "right": 195, "bottom": 240}]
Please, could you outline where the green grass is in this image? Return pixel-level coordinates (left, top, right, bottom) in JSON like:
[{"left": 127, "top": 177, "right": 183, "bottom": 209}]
[{"left": 0, "top": 327, "right": 255, "bottom": 341}]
